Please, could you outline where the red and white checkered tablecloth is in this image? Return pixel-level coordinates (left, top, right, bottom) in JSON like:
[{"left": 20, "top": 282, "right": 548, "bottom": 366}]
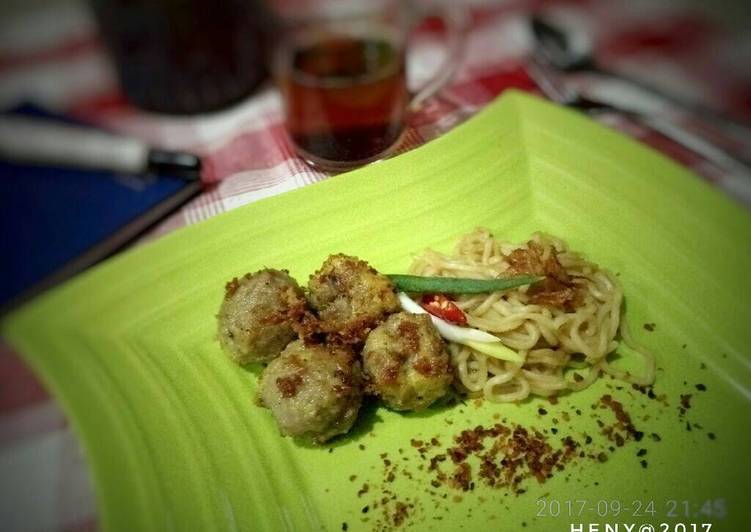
[{"left": 1, "top": 0, "right": 750, "bottom": 530}]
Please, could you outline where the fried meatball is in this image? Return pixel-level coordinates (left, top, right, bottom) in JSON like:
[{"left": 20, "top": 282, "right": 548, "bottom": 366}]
[
  {"left": 259, "top": 340, "right": 362, "bottom": 442},
  {"left": 217, "top": 269, "right": 307, "bottom": 364},
  {"left": 307, "top": 254, "right": 399, "bottom": 343},
  {"left": 362, "top": 312, "right": 452, "bottom": 411}
]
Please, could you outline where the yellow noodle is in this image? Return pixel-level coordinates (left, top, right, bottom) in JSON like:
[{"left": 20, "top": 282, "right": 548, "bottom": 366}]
[{"left": 410, "top": 229, "right": 655, "bottom": 403}]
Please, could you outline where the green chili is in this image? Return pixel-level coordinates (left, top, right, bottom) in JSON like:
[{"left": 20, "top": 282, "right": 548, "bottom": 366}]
[{"left": 388, "top": 274, "right": 540, "bottom": 294}]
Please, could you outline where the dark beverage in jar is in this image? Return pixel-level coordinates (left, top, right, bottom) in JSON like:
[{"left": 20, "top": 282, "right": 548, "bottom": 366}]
[{"left": 90, "top": 0, "right": 275, "bottom": 114}]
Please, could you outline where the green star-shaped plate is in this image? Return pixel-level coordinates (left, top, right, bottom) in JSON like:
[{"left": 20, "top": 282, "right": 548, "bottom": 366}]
[{"left": 4, "top": 91, "right": 751, "bottom": 531}]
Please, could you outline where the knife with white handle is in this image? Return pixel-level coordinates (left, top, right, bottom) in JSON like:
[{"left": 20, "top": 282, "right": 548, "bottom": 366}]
[{"left": 0, "top": 115, "right": 202, "bottom": 180}]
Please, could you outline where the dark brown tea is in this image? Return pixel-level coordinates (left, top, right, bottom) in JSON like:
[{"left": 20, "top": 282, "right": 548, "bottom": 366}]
[{"left": 282, "top": 35, "right": 409, "bottom": 167}]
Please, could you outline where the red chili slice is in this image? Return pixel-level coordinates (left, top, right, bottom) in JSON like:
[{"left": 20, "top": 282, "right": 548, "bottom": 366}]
[{"left": 420, "top": 294, "right": 467, "bottom": 325}]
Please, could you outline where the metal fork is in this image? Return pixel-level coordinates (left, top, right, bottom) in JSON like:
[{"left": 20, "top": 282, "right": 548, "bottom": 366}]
[
  {"left": 528, "top": 55, "right": 659, "bottom": 118},
  {"left": 529, "top": 14, "right": 751, "bottom": 140},
  {"left": 526, "top": 56, "right": 751, "bottom": 206}
]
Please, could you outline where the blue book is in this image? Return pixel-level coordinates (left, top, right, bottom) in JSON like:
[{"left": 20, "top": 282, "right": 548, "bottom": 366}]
[{"left": 0, "top": 109, "right": 202, "bottom": 312}]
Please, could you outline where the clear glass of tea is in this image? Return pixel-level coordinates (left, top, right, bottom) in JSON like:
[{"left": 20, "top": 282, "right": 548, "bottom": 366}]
[{"left": 273, "top": 0, "right": 465, "bottom": 172}]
